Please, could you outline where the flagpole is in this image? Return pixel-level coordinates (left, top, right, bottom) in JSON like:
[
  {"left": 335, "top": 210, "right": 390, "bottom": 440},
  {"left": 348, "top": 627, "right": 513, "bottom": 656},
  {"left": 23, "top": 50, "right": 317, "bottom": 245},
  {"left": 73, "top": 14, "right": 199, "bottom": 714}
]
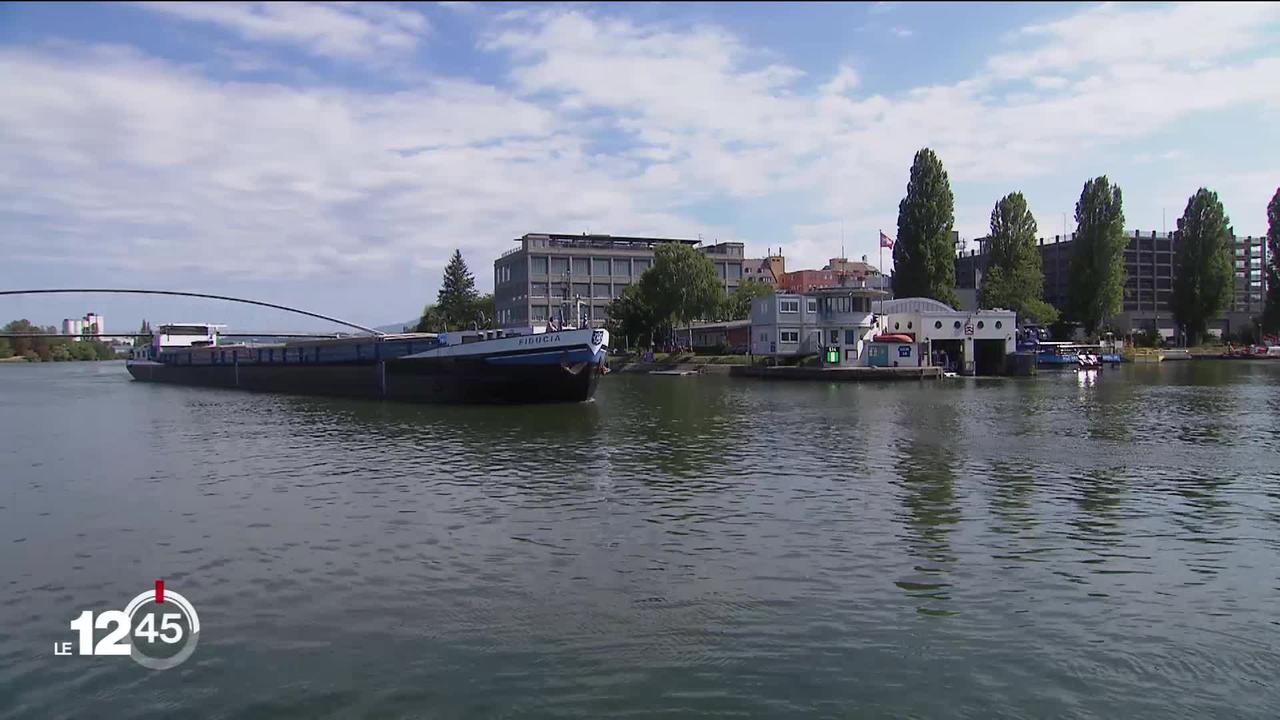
[{"left": 878, "top": 229, "right": 883, "bottom": 278}]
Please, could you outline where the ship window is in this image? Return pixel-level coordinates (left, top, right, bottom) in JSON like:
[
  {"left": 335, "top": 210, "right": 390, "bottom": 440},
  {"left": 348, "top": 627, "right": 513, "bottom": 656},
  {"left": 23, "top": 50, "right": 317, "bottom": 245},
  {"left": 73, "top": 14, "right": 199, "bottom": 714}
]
[
  {"left": 935, "top": 321, "right": 942, "bottom": 329},
  {"left": 995, "top": 321, "right": 1003, "bottom": 329},
  {"left": 954, "top": 321, "right": 961, "bottom": 329},
  {"left": 977, "top": 321, "right": 985, "bottom": 329},
  {"left": 907, "top": 322, "right": 913, "bottom": 330},
  {"left": 894, "top": 322, "right": 900, "bottom": 330}
]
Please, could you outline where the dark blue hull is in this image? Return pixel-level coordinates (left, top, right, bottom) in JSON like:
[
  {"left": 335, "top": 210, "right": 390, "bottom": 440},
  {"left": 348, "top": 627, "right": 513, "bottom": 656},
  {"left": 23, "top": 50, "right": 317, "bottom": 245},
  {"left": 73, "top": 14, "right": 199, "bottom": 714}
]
[{"left": 127, "top": 350, "right": 606, "bottom": 404}]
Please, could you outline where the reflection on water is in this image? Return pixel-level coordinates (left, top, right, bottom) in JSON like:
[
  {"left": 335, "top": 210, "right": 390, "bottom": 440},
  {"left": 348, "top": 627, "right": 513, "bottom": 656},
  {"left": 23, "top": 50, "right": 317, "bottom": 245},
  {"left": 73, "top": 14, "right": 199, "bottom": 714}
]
[{"left": 1, "top": 361, "right": 1280, "bottom": 719}]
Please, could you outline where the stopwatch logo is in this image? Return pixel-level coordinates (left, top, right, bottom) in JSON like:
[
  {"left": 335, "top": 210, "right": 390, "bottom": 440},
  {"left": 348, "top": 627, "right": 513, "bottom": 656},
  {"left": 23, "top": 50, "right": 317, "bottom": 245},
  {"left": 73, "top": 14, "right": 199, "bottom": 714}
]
[{"left": 55, "top": 580, "right": 201, "bottom": 670}]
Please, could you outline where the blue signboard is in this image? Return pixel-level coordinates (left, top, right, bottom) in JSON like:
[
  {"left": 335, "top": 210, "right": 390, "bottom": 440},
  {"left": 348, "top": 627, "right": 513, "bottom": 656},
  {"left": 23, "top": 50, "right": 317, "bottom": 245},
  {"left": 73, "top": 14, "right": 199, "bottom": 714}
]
[{"left": 898, "top": 345, "right": 912, "bottom": 358}]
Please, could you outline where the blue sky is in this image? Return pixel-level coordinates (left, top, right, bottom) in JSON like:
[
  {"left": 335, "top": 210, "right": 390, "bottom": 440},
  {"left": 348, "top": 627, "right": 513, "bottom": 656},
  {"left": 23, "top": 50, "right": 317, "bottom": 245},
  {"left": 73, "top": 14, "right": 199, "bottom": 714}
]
[{"left": 1, "top": 2, "right": 1278, "bottom": 331}]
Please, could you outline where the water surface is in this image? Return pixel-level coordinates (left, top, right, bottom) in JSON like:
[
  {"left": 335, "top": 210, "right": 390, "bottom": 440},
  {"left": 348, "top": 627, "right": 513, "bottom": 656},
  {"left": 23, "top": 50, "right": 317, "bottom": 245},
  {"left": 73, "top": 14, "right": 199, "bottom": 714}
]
[{"left": 2, "top": 361, "right": 1279, "bottom": 718}]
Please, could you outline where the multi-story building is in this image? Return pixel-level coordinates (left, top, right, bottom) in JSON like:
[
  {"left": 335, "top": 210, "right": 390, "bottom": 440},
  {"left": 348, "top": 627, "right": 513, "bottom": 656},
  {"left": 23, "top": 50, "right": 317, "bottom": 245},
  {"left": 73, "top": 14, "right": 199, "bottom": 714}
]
[
  {"left": 743, "top": 251, "right": 786, "bottom": 285},
  {"left": 955, "top": 230, "right": 1269, "bottom": 336},
  {"left": 493, "top": 233, "right": 745, "bottom": 329}
]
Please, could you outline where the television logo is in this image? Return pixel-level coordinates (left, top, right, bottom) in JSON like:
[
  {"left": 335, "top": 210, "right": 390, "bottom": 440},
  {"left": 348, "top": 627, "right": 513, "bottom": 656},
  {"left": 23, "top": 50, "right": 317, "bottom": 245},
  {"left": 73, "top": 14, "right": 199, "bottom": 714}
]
[{"left": 53, "top": 580, "right": 200, "bottom": 670}]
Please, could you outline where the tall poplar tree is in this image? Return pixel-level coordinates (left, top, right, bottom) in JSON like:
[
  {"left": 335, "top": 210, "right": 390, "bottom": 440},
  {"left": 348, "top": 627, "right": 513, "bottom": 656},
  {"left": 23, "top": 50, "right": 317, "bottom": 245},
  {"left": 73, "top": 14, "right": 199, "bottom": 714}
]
[
  {"left": 893, "top": 148, "right": 958, "bottom": 307},
  {"left": 1067, "top": 176, "right": 1127, "bottom": 336},
  {"left": 1171, "top": 188, "right": 1233, "bottom": 345},
  {"left": 979, "top": 192, "right": 1057, "bottom": 324},
  {"left": 1262, "top": 187, "right": 1280, "bottom": 336}
]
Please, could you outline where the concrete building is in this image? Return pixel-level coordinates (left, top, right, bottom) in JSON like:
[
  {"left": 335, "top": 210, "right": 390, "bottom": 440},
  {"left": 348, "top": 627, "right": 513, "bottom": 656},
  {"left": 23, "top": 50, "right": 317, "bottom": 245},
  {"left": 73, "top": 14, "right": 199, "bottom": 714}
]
[
  {"left": 955, "top": 229, "right": 1270, "bottom": 338},
  {"left": 493, "top": 233, "right": 745, "bottom": 329}
]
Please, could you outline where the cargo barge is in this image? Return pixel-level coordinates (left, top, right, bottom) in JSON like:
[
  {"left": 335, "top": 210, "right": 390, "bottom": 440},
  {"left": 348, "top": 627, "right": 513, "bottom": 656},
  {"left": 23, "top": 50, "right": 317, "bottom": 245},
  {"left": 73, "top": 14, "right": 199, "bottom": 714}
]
[{"left": 126, "top": 323, "right": 609, "bottom": 404}]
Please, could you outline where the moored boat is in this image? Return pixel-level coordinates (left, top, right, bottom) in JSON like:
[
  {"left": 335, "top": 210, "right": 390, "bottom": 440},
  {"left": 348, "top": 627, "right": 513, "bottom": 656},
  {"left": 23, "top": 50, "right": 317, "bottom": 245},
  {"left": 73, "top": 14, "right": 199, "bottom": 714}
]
[{"left": 126, "top": 323, "right": 609, "bottom": 404}]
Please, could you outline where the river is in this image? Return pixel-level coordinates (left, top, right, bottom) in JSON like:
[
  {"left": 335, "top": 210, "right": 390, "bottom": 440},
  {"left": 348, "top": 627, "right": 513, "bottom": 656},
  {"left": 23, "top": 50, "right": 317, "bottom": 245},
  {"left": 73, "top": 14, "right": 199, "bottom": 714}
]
[{"left": 1, "top": 360, "right": 1278, "bottom": 718}]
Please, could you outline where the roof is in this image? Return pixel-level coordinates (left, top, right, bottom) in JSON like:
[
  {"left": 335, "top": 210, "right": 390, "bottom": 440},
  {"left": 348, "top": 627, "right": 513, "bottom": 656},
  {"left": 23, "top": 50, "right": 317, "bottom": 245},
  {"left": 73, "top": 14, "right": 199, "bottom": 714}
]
[
  {"left": 521, "top": 233, "right": 699, "bottom": 245},
  {"left": 874, "top": 298, "right": 956, "bottom": 313},
  {"left": 674, "top": 319, "right": 752, "bottom": 331}
]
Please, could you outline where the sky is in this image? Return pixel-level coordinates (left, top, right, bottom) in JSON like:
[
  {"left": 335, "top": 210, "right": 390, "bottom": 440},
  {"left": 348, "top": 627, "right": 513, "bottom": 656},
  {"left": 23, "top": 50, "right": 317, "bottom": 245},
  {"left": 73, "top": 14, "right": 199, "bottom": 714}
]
[{"left": 1, "top": 1, "right": 1278, "bottom": 332}]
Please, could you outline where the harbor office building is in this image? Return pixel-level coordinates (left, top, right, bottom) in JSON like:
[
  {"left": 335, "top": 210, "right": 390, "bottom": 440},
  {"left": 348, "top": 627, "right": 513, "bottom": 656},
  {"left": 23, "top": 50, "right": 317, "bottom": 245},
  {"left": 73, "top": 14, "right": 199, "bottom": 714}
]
[
  {"left": 494, "top": 234, "right": 745, "bottom": 329},
  {"left": 750, "top": 290, "right": 1016, "bottom": 375}
]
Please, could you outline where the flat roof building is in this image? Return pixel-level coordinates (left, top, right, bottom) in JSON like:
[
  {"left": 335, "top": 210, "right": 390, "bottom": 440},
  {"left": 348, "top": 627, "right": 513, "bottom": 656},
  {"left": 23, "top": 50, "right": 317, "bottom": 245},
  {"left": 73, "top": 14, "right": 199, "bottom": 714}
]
[
  {"left": 493, "top": 233, "right": 745, "bottom": 329},
  {"left": 955, "top": 229, "right": 1269, "bottom": 337}
]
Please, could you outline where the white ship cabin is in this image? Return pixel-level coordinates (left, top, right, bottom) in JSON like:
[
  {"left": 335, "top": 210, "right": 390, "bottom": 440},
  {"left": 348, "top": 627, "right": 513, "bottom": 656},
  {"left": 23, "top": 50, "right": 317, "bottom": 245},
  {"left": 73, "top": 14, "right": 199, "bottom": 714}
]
[{"left": 131, "top": 323, "right": 225, "bottom": 360}]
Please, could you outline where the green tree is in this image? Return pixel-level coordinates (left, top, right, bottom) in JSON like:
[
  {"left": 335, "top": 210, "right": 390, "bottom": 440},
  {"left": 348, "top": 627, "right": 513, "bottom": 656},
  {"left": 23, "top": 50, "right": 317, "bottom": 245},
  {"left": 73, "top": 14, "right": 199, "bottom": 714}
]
[
  {"left": 436, "top": 249, "right": 479, "bottom": 330},
  {"left": 605, "top": 284, "right": 657, "bottom": 349},
  {"left": 71, "top": 340, "right": 98, "bottom": 361},
  {"left": 412, "top": 304, "right": 448, "bottom": 333},
  {"left": 719, "top": 279, "right": 774, "bottom": 321},
  {"left": 979, "top": 192, "right": 1058, "bottom": 324},
  {"left": 2, "top": 319, "right": 49, "bottom": 360},
  {"left": 893, "top": 148, "right": 958, "bottom": 306},
  {"left": 639, "top": 242, "right": 725, "bottom": 337},
  {"left": 1068, "top": 176, "right": 1127, "bottom": 336},
  {"left": 472, "top": 293, "right": 496, "bottom": 330},
  {"left": 1171, "top": 188, "right": 1234, "bottom": 346},
  {"left": 1263, "top": 187, "right": 1280, "bottom": 336}
]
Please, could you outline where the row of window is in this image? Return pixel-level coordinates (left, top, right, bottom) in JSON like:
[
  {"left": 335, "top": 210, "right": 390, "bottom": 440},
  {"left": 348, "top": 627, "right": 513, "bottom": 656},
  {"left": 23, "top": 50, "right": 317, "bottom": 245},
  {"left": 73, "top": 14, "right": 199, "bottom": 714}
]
[
  {"left": 530, "top": 305, "right": 611, "bottom": 322},
  {"left": 529, "top": 256, "right": 653, "bottom": 278},
  {"left": 530, "top": 282, "right": 629, "bottom": 299},
  {"left": 778, "top": 297, "right": 874, "bottom": 314}
]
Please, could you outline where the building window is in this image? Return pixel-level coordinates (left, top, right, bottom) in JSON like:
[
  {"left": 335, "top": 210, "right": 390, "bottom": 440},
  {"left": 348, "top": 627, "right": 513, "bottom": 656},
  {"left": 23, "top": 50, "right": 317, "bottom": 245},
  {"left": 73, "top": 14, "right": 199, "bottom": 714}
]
[
  {"left": 807, "top": 299, "right": 817, "bottom": 313},
  {"left": 845, "top": 329, "right": 857, "bottom": 344},
  {"left": 613, "top": 258, "right": 631, "bottom": 276},
  {"left": 592, "top": 283, "right": 611, "bottom": 298},
  {"left": 780, "top": 330, "right": 799, "bottom": 344},
  {"left": 830, "top": 329, "right": 839, "bottom": 344},
  {"left": 612, "top": 284, "right": 626, "bottom": 299},
  {"left": 550, "top": 257, "right": 569, "bottom": 276},
  {"left": 572, "top": 283, "right": 590, "bottom": 298},
  {"left": 593, "top": 258, "right": 610, "bottom": 276},
  {"left": 531, "top": 256, "right": 549, "bottom": 275},
  {"left": 760, "top": 333, "right": 768, "bottom": 341},
  {"left": 572, "top": 258, "right": 590, "bottom": 275},
  {"left": 728, "top": 264, "right": 742, "bottom": 280},
  {"left": 531, "top": 282, "right": 548, "bottom": 297},
  {"left": 779, "top": 298, "right": 800, "bottom": 314},
  {"left": 532, "top": 307, "right": 547, "bottom": 322},
  {"left": 634, "top": 258, "right": 652, "bottom": 274}
]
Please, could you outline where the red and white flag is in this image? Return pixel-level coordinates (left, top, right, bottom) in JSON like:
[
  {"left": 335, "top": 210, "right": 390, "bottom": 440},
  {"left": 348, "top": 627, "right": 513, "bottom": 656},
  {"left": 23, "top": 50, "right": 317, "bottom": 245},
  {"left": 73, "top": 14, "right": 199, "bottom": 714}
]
[{"left": 879, "top": 230, "right": 894, "bottom": 249}]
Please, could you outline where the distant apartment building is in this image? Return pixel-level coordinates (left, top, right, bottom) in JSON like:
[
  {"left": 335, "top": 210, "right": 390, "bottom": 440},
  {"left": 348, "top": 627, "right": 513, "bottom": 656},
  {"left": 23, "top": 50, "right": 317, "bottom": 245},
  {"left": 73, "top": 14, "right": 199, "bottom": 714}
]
[
  {"left": 743, "top": 251, "right": 786, "bottom": 285},
  {"left": 955, "top": 230, "right": 1270, "bottom": 336},
  {"left": 61, "top": 312, "right": 105, "bottom": 340},
  {"left": 778, "top": 256, "right": 888, "bottom": 294},
  {"left": 493, "top": 233, "right": 745, "bottom": 329}
]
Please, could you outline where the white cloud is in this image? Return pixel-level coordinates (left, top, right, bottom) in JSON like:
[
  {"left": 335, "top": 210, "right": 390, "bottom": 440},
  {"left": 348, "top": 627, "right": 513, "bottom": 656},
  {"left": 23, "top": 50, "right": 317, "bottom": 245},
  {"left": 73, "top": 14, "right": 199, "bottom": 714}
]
[
  {"left": 891, "top": 27, "right": 913, "bottom": 38},
  {"left": 988, "top": 2, "right": 1280, "bottom": 80},
  {"left": 131, "top": 2, "right": 430, "bottom": 63},
  {"left": 1, "top": 2, "right": 1278, "bottom": 284}
]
